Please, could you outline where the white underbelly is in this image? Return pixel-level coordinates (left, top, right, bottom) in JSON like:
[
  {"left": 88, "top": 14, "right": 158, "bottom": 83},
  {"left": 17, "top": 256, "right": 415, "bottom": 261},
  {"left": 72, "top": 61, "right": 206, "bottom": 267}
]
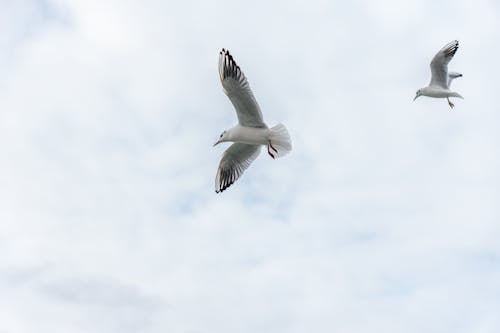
[
  {"left": 233, "top": 126, "right": 270, "bottom": 145},
  {"left": 426, "top": 88, "right": 452, "bottom": 98}
]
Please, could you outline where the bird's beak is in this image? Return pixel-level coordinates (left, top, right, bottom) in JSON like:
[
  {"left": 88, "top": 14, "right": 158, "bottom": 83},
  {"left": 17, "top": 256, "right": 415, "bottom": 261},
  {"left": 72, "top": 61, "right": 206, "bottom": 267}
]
[
  {"left": 213, "top": 139, "right": 221, "bottom": 147},
  {"left": 413, "top": 95, "right": 418, "bottom": 101}
]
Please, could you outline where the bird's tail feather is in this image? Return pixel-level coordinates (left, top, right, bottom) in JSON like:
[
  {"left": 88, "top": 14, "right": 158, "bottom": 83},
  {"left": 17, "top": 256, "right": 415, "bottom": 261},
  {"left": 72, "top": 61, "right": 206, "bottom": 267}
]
[{"left": 269, "top": 124, "right": 292, "bottom": 158}]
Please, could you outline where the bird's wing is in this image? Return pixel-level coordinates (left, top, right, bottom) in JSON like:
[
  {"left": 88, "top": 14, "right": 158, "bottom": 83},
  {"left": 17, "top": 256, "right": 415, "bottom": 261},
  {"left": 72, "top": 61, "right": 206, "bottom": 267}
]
[
  {"left": 218, "top": 49, "right": 267, "bottom": 128},
  {"left": 429, "top": 40, "right": 459, "bottom": 89},
  {"left": 447, "top": 71, "right": 462, "bottom": 87},
  {"left": 215, "top": 143, "right": 261, "bottom": 193}
]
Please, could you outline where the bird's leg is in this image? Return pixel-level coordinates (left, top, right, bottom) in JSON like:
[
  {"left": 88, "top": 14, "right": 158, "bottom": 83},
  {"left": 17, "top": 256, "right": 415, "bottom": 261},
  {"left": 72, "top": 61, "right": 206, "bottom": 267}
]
[
  {"left": 267, "top": 141, "right": 276, "bottom": 159},
  {"left": 267, "top": 147, "right": 275, "bottom": 159},
  {"left": 269, "top": 141, "right": 278, "bottom": 153},
  {"left": 447, "top": 97, "right": 455, "bottom": 109}
]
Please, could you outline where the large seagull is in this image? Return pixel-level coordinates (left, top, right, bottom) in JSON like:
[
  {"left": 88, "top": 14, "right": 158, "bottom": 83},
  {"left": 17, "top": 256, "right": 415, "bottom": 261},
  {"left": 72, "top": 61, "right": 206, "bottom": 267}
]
[
  {"left": 213, "top": 49, "right": 292, "bottom": 193},
  {"left": 414, "top": 40, "right": 463, "bottom": 108}
]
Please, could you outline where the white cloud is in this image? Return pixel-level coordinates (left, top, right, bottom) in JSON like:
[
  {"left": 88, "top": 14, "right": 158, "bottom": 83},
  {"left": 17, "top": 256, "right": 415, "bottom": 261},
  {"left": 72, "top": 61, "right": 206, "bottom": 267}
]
[{"left": 0, "top": 0, "right": 499, "bottom": 332}]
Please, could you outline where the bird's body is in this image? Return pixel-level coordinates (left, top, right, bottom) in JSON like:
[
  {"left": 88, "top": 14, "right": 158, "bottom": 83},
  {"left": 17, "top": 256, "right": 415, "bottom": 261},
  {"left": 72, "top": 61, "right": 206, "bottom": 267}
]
[
  {"left": 418, "top": 86, "right": 463, "bottom": 99},
  {"left": 223, "top": 125, "right": 271, "bottom": 146},
  {"left": 213, "top": 49, "right": 292, "bottom": 193},
  {"left": 414, "top": 40, "right": 463, "bottom": 108}
]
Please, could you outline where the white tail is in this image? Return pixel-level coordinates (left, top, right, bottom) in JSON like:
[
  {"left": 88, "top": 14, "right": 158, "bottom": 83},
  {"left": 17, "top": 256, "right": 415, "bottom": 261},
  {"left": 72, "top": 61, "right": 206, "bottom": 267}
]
[{"left": 269, "top": 123, "right": 292, "bottom": 158}]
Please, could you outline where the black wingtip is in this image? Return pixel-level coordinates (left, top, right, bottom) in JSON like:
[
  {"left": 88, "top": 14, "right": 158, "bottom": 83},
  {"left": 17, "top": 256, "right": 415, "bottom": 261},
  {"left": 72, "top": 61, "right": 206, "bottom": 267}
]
[
  {"left": 216, "top": 184, "right": 231, "bottom": 193},
  {"left": 220, "top": 48, "right": 230, "bottom": 57}
]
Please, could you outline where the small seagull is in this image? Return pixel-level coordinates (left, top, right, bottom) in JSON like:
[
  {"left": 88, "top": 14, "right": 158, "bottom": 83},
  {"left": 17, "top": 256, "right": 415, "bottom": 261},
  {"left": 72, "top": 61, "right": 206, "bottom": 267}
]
[
  {"left": 414, "top": 40, "right": 463, "bottom": 108},
  {"left": 213, "top": 49, "right": 292, "bottom": 193}
]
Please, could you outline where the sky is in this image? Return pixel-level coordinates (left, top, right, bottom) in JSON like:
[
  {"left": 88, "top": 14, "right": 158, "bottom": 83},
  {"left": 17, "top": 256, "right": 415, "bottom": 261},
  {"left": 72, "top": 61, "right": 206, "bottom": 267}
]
[{"left": 0, "top": 0, "right": 500, "bottom": 332}]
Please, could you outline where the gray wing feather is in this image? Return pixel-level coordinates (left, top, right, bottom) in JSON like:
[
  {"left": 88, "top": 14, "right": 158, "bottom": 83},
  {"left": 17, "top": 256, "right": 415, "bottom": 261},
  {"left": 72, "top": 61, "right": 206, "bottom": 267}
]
[
  {"left": 447, "top": 71, "right": 462, "bottom": 87},
  {"left": 215, "top": 143, "right": 261, "bottom": 193},
  {"left": 429, "top": 40, "right": 459, "bottom": 89},
  {"left": 218, "top": 49, "right": 267, "bottom": 128}
]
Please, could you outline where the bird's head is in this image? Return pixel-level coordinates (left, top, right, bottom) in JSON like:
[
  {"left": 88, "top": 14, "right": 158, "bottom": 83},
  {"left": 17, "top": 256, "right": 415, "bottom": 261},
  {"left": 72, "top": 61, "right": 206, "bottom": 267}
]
[
  {"left": 414, "top": 89, "right": 422, "bottom": 101},
  {"left": 213, "top": 130, "right": 228, "bottom": 146}
]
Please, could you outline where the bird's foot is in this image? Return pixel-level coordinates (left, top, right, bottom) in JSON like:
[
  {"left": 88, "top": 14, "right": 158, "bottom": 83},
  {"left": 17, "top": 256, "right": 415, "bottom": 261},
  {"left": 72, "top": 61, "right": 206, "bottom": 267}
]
[
  {"left": 269, "top": 141, "right": 278, "bottom": 153},
  {"left": 267, "top": 141, "right": 277, "bottom": 159},
  {"left": 447, "top": 98, "right": 455, "bottom": 109}
]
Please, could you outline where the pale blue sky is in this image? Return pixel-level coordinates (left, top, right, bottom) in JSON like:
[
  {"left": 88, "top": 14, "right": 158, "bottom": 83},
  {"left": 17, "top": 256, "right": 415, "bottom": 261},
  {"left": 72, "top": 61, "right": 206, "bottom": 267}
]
[{"left": 0, "top": 0, "right": 499, "bottom": 332}]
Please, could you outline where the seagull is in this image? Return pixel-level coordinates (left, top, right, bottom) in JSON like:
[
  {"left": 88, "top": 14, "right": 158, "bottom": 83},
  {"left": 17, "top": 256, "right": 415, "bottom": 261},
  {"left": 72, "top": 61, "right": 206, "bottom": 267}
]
[
  {"left": 213, "top": 49, "right": 292, "bottom": 193},
  {"left": 414, "top": 40, "right": 463, "bottom": 108}
]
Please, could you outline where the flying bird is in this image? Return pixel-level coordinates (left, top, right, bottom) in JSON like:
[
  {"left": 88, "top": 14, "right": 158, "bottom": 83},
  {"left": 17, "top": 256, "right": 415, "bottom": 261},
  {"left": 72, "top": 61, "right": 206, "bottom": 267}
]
[
  {"left": 213, "top": 49, "right": 292, "bottom": 193},
  {"left": 414, "top": 40, "right": 463, "bottom": 108}
]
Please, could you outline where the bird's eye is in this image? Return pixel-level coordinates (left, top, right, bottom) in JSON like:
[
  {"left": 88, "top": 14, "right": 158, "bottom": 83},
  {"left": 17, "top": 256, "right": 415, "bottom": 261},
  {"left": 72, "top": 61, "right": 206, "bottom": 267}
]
[{"left": 220, "top": 134, "right": 223, "bottom": 138}]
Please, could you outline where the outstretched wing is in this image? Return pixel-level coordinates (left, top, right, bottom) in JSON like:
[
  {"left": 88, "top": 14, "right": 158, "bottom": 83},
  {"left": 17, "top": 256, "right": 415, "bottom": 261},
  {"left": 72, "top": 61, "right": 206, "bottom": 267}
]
[
  {"left": 447, "top": 71, "right": 463, "bottom": 87},
  {"left": 218, "top": 49, "right": 267, "bottom": 128},
  {"left": 429, "top": 40, "right": 459, "bottom": 89},
  {"left": 215, "top": 143, "right": 261, "bottom": 193}
]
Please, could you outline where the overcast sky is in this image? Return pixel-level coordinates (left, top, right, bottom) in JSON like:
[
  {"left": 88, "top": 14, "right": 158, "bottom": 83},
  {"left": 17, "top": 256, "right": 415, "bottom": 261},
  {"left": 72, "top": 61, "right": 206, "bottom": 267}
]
[{"left": 1, "top": 0, "right": 500, "bottom": 332}]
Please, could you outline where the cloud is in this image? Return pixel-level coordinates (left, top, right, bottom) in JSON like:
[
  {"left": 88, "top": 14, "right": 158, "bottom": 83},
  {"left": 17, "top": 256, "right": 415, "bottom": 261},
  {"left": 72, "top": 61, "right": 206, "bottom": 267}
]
[
  {"left": 0, "top": 0, "right": 499, "bottom": 332},
  {"left": 0, "top": 266, "right": 163, "bottom": 333}
]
